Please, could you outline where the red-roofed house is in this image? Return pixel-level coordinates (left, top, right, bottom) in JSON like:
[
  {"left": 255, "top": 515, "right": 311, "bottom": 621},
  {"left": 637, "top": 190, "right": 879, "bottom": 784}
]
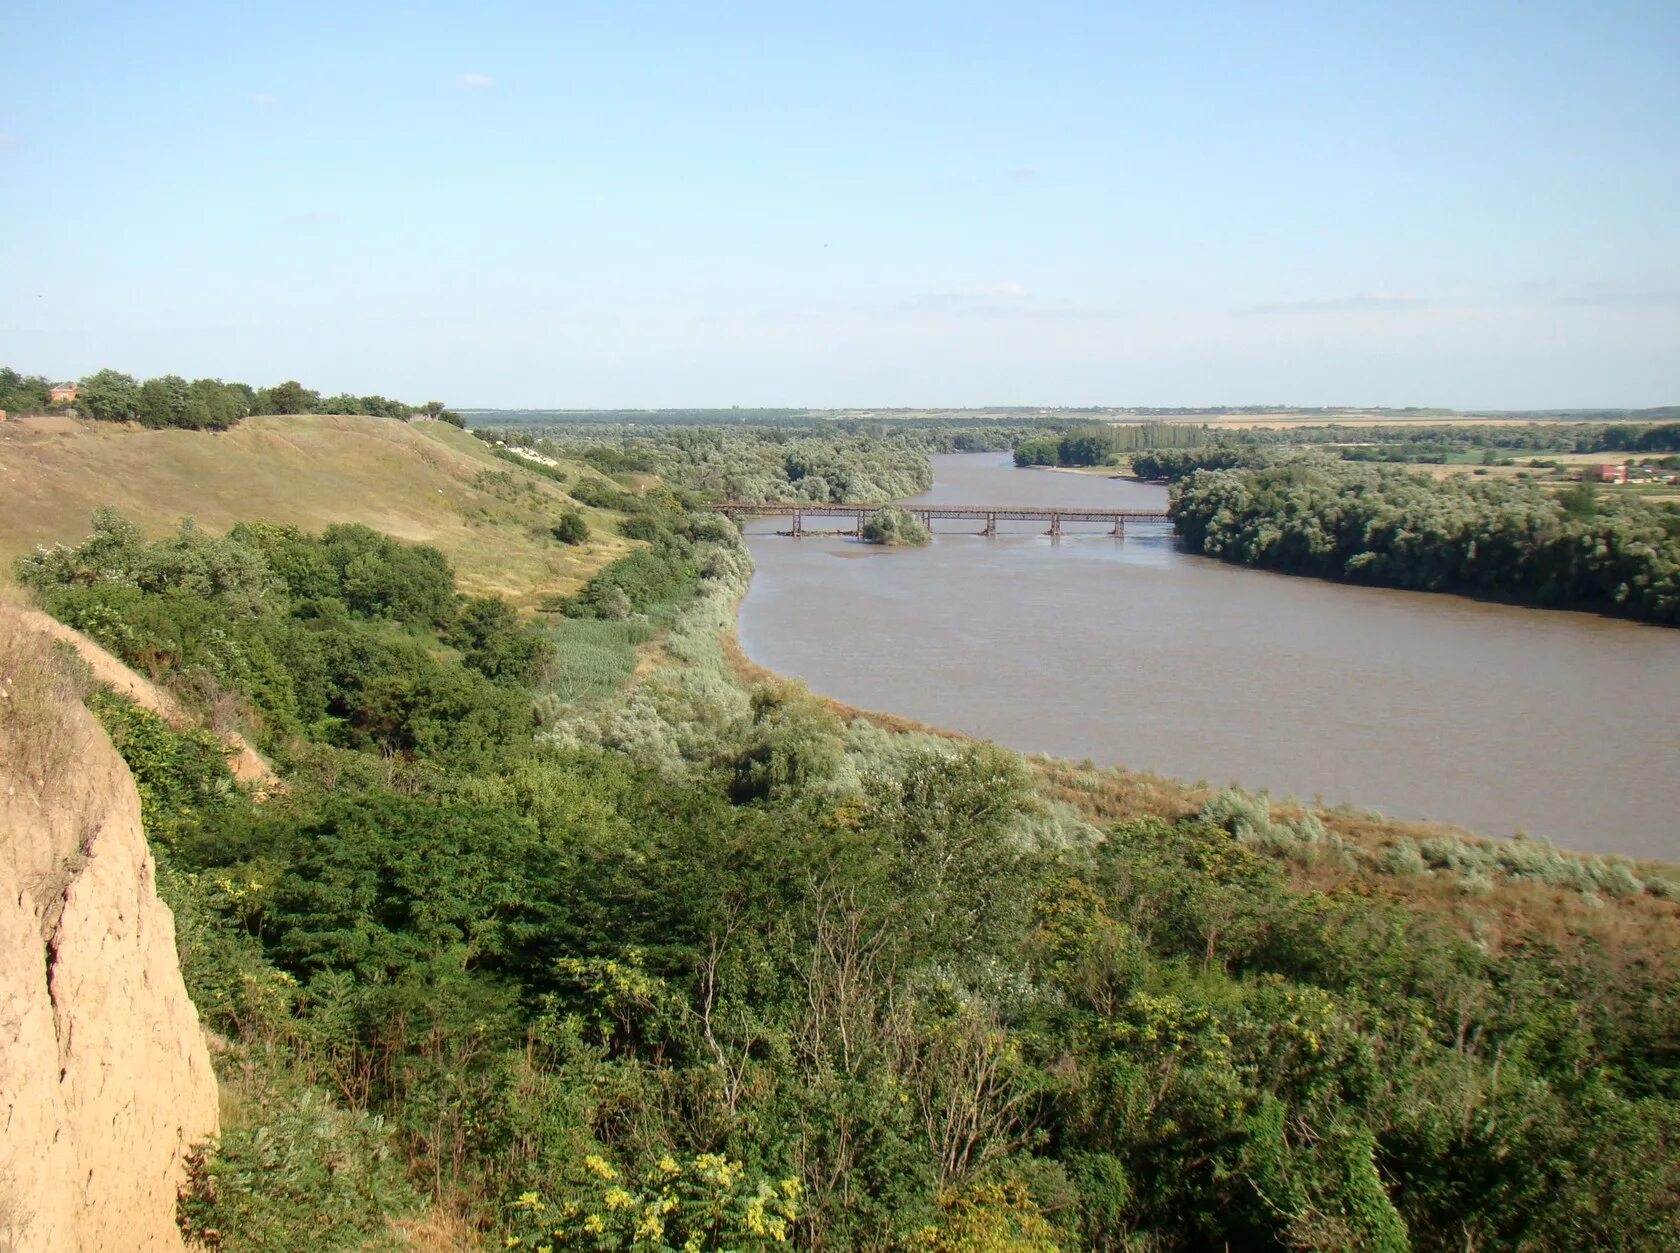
[{"left": 49, "top": 382, "right": 78, "bottom": 405}]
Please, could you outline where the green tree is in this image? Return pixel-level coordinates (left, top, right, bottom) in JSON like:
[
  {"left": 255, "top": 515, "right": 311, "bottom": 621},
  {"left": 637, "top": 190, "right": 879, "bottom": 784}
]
[
  {"left": 552, "top": 508, "right": 590, "bottom": 545},
  {"left": 862, "top": 505, "right": 932, "bottom": 546},
  {"left": 77, "top": 368, "right": 141, "bottom": 422},
  {"left": 136, "top": 374, "right": 189, "bottom": 428},
  {"left": 256, "top": 379, "right": 321, "bottom": 415}
]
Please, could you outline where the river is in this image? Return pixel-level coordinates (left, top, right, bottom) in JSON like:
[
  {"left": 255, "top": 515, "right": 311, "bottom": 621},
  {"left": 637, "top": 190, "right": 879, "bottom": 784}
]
[{"left": 736, "top": 453, "right": 1680, "bottom": 861}]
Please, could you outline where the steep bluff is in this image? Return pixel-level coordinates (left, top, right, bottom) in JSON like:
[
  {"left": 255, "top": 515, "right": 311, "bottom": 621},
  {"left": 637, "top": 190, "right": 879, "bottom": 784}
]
[{"left": 0, "top": 609, "right": 219, "bottom": 1252}]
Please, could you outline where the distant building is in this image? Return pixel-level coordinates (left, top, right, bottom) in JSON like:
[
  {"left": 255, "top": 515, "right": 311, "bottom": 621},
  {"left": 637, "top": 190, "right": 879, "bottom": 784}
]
[
  {"left": 1582, "top": 464, "right": 1628, "bottom": 484},
  {"left": 49, "top": 382, "right": 78, "bottom": 404}
]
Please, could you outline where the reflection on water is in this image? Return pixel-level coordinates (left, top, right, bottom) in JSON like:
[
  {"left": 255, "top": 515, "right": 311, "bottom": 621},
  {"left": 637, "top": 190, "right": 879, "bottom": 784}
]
[{"left": 737, "top": 454, "right": 1680, "bottom": 860}]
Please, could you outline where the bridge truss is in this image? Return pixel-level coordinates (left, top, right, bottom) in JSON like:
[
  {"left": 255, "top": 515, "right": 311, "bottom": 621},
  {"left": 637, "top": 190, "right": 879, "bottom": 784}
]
[{"left": 714, "top": 501, "right": 1173, "bottom": 537}]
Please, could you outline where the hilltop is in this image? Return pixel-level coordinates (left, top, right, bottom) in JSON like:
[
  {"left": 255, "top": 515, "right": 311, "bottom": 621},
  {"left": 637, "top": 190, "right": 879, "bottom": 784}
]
[{"left": 0, "top": 413, "right": 631, "bottom": 607}]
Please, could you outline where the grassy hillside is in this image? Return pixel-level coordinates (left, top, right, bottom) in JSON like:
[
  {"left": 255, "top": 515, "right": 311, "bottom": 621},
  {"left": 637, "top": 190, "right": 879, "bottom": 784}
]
[{"left": 0, "top": 414, "right": 631, "bottom": 606}]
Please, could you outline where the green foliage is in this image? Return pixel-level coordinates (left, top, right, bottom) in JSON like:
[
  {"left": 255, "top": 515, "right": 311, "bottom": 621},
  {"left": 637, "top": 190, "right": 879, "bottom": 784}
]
[
  {"left": 0, "top": 360, "right": 448, "bottom": 428},
  {"left": 862, "top": 505, "right": 932, "bottom": 546},
  {"left": 911, "top": 1181, "right": 1066, "bottom": 1251},
  {"left": 86, "top": 690, "right": 239, "bottom": 849},
  {"left": 29, "top": 479, "right": 1680, "bottom": 1250},
  {"left": 538, "top": 617, "right": 658, "bottom": 707},
  {"left": 1171, "top": 457, "right": 1680, "bottom": 623},
  {"left": 1014, "top": 424, "right": 1205, "bottom": 468},
  {"left": 0, "top": 365, "right": 52, "bottom": 413},
  {"left": 176, "top": 1055, "right": 420, "bottom": 1252},
  {"left": 1130, "top": 446, "right": 1262, "bottom": 480},
  {"left": 20, "top": 511, "right": 533, "bottom": 766},
  {"left": 504, "top": 1153, "right": 801, "bottom": 1249},
  {"left": 451, "top": 595, "right": 551, "bottom": 685},
  {"left": 552, "top": 508, "right": 590, "bottom": 545},
  {"left": 76, "top": 368, "right": 142, "bottom": 421},
  {"left": 517, "top": 426, "right": 952, "bottom": 503},
  {"left": 564, "top": 531, "right": 700, "bottom": 620}
]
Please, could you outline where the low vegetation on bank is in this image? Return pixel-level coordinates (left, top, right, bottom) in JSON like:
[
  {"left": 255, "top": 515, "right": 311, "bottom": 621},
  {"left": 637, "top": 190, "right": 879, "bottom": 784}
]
[{"left": 16, "top": 484, "right": 1680, "bottom": 1249}]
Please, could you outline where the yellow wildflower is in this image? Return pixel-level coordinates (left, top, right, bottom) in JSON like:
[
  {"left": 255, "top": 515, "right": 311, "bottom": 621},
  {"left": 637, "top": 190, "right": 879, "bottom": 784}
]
[
  {"left": 583, "top": 1154, "right": 618, "bottom": 1181},
  {"left": 583, "top": 1214, "right": 606, "bottom": 1234},
  {"left": 603, "top": 1187, "right": 634, "bottom": 1211},
  {"left": 634, "top": 1211, "right": 665, "bottom": 1243}
]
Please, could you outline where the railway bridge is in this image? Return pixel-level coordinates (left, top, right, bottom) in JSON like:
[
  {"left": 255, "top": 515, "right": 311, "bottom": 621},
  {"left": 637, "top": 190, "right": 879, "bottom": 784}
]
[{"left": 714, "top": 501, "right": 1173, "bottom": 537}]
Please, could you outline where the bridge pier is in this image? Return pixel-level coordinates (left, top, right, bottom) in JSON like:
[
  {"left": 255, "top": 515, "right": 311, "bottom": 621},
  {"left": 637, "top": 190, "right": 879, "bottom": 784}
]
[
  {"left": 983, "top": 511, "right": 996, "bottom": 537},
  {"left": 854, "top": 511, "right": 865, "bottom": 538},
  {"left": 1049, "top": 514, "right": 1061, "bottom": 538},
  {"left": 791, "top": 510, "right": 803, "bottom": 538},
  {"left": 1113, "top": 517, "right": 1125, "bottom": 536}
]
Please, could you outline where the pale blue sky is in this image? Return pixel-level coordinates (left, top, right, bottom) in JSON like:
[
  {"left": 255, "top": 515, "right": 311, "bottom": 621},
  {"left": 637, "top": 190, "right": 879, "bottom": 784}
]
[{"left": 3, "top": 1, "right": 1676, "bottom": 408}]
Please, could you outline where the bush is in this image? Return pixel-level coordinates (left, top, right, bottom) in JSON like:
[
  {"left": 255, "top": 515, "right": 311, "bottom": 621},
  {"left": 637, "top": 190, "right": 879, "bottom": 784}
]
[
  {"left": 552, "top": 509, "right": 590, "bottom": 545},
  {"left": 176, "top": 1058, "right": 419, "bottom": 1251},
  {"left": 861, "top": 505, "right": 932, "bottom": 547}
]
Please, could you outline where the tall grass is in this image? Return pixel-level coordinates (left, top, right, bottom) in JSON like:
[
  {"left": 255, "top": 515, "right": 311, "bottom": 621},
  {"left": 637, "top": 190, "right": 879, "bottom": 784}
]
[{"left": 537, "top": 617, "right": 657, "bottom": 708}]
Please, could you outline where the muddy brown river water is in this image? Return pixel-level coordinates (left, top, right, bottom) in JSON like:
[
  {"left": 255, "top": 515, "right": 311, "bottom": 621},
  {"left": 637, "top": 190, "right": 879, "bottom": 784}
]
[{"left": 737, "top": 453, "right": 1680, "bottom": 860}]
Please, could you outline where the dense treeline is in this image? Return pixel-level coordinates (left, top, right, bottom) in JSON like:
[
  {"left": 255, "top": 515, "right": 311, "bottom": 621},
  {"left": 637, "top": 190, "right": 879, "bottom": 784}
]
[
  {"left": 479, "top": 425, "right": 1012, "bottom": 502},
  {"left": 1223, "top": 421, "right": 1680, "bottom": 456},
  {"left": 1014, "top": 423, "right": 1206, "bottom": 467},
  {"left": 0, "top": 364, "right": 459, "bottom": 430},
  {"left": 1131, "top": 446, "right": 1266, "bottom": 480},
  {"left": 468, "top": 409, "right": 1075, "bottom": 432},
  {"left": 1172, "top": 458, "right": 1680, "bottom": 623},
  {"left": 19, "top": 493, "right": 1680, "bottom": 1249}
]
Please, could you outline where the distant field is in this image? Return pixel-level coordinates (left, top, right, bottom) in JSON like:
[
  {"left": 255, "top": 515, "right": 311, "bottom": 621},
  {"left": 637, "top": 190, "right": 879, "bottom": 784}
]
[
  {"left": 1199, "top": 415, "right": 1573, "bottom": 429},
  {"left": 0, "top": 414, "right": 633, "bottom": 607}
]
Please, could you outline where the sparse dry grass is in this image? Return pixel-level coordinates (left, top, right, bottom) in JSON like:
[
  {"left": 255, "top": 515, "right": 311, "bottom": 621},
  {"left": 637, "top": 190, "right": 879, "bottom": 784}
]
[
  {"left": 0, "top": 606, "right": 92, "bottom": 801},
  {"left": 388, "top": 1206, "right": 482, "bottom": 1251},
  {"left": 0, "top": 414, "right": 632, "bottom": 609}
]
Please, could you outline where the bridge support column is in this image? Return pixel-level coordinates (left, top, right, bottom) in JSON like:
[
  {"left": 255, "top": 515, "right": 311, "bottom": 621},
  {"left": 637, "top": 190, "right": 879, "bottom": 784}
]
[
  {"left": 854, "top": 511, "right": 865, "bottom": 538},
  {"left": 1049, "top": 514, "right": 1061, "bottom": 538},
  {"left": 1113, "top": 517, "right": 1125, "bottom": 536},
  {"left": 984, "top": 512, "right": 996, "bottom": 537},
  {"left": 792, "top": 510, "right": 803, "bottom": 538}
]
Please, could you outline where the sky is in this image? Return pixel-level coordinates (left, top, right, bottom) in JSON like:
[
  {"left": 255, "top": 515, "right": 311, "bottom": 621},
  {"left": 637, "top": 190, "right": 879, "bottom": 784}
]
[{"left": 2, "top": 1, "right": 1677, "bottom": 409}]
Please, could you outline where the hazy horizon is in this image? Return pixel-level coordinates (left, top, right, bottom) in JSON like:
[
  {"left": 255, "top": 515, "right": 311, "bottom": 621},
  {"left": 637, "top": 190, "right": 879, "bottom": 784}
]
[{"left": 5, "top": 1, "right": 1677, "bottom": 410}]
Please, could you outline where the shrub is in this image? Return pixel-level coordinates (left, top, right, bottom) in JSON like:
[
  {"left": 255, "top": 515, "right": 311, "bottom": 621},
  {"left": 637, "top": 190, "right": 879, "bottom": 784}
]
[
  {"left": 552, "top": 509, "right": 590, "bottom": 545},
  {"left": 503, "top": 1153, "right": 800, "bottom": 1250},
  {"left": 862, "top": 506, "right": 932, "bottom": 547},
  {"left": 176, "top": 1058, "right": 419, "bottom": 1251}
]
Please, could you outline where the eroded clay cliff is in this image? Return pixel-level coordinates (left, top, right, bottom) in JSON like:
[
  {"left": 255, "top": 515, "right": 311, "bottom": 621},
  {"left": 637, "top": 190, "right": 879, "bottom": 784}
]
[{"left": 1, "top": 608, "right": 219, "bottom": 1252}]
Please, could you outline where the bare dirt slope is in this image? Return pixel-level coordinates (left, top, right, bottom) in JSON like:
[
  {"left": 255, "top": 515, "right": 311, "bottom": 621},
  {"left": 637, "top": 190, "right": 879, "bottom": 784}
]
[
  {"left": 0, "top": 413, "right": 631, "bottom": 608},
  {"left": 0, "top": 606, "right": 219, "bottom": 1251}
]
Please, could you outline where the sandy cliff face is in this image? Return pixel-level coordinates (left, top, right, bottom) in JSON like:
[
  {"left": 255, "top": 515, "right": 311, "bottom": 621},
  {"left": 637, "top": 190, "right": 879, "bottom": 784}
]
[{"left": 0, "top": 610, "right": 219, "bottom": 1252}]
